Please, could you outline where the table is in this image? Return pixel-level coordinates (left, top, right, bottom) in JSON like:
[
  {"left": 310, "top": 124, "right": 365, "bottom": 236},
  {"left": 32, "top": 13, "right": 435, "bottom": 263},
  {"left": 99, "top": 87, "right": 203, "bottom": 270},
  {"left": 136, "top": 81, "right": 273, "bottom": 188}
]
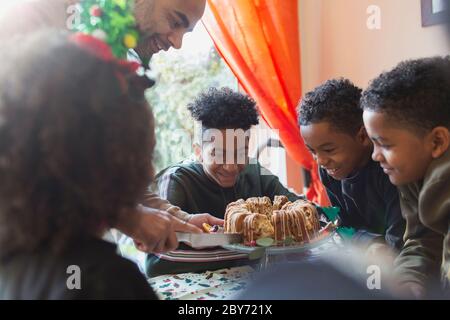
[
  {"left": 148, "top": 265, "right": 255, "bottom": 300},
  {"left": 148, "top": 233, "right": 344, "bottom": 300}
]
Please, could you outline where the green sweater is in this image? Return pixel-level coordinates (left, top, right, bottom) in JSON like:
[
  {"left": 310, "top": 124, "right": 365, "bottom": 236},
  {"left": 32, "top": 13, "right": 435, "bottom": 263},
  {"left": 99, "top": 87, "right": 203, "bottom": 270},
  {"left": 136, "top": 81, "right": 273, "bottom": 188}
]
[
  {"left": 145, "top": 160, "right": 303, "bottom": 277},
  {"left": 153, "top": 160, "right": 302, "bottom": 218},
  {"left": 395, "top": 148, "right": 450, "bottom": 292}
]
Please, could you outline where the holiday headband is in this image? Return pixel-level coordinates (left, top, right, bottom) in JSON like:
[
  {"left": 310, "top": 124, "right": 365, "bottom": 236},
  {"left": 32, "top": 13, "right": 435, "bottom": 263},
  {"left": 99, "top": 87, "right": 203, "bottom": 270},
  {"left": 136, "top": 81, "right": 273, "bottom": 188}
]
[
  {"left": 70, "top": 33, "right": 140, "bottom": 74},
  {"left": 71, "top": 0, "right": 154, "bottom": 90},
  {"left": 74, "top": 0, "right": 140, "bottom": 60}
]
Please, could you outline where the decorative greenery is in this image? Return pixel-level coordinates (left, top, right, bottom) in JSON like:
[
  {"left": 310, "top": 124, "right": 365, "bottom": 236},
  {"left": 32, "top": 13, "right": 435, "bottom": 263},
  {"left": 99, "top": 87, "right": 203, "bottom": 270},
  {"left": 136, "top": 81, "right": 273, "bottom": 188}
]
[
  {"left": 256, "top": 237, "right": 274, "bottom": 247},
  {"left": 283, "top": 236, "right": 295, "bottom": 246},
  {"left": 75, "top": 0, "right": 139, "bottom": 59}
]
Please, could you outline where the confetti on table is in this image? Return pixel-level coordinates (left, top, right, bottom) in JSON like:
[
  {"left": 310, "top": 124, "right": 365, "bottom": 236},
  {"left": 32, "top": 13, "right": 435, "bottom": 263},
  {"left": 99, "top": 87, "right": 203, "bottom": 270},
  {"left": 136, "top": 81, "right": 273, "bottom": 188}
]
[{"left": 149, "top": 266, "right": 254, "bottom": 300}]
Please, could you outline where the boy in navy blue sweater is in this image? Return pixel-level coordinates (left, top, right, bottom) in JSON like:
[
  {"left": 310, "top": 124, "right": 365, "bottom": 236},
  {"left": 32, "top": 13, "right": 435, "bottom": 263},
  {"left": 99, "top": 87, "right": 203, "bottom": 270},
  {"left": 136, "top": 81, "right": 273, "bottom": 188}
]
[{"left": 297, "top": 78, "right": 405, "bottom": 250}]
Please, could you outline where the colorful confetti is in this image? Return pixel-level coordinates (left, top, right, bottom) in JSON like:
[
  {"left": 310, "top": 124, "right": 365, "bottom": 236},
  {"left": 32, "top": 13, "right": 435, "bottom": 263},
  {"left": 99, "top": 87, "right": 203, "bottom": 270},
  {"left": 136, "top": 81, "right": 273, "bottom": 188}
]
[{"left": 148, "top": 266, "right": 254, "bottom": 300}]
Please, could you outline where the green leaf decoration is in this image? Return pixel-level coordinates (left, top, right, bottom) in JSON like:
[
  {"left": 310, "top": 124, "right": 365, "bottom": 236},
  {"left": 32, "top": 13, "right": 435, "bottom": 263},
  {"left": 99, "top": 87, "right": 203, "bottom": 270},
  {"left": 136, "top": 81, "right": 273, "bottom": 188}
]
[
  {"left": 283, "top": 236, "right": 295, "bottom": 246},
  {"left": 256, "top": 237, "right": 274, "bottom": 247},
  {"left": 74, "top": 0, "right": 140, "bottom": 59},
  {"left": 320, "top": 206, "right": 341, "bottom": 222},
  {"left": 336, "top": 226, "right": 356, "bottom": 241}
]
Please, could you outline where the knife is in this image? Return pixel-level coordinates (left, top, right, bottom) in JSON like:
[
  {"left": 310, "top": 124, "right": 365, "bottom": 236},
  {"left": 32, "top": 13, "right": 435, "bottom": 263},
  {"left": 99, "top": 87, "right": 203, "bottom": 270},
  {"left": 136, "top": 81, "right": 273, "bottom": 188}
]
[{"left": 176, "top": 232, "right": 242, "bottom": 248}]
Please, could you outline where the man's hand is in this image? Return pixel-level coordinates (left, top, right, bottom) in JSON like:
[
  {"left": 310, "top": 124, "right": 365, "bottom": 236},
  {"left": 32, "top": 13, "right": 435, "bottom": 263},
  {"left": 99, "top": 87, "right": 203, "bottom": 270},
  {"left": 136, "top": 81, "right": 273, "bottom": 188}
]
[
  {"left": 117, "top": 205, "right": 201, "bottom": 254},
  {"left": 187, "top": 213, "right": 224, "bottom": 230}
]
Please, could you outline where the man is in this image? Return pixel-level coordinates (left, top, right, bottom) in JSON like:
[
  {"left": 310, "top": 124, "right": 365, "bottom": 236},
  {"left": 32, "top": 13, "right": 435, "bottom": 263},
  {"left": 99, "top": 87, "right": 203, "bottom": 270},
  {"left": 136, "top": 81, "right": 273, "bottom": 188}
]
[
  {"left": 0, "top": 0, "right": 222, "bottom": 254},
  {"left": 0, "top": 0, "right": 205, "bottom": 61}
]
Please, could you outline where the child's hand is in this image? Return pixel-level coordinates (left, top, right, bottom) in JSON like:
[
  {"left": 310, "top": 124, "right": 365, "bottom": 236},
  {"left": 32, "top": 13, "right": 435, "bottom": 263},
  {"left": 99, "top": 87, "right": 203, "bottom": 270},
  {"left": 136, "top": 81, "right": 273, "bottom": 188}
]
[
  {"left": 394, "top": 281, "right": 426, "bottom": 299},
  {"left": 365, "top": 242, "right": 397, "bottom": 263},
  {"left": 187, "top": 214, "right": 224, "bottom": 231}
]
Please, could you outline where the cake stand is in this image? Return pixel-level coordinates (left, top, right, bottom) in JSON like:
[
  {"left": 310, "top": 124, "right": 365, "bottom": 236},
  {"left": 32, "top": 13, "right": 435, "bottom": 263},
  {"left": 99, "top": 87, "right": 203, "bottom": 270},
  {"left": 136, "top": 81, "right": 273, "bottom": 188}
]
[{"left": 222, "top": 228, "right": 342, "bottom": 270}]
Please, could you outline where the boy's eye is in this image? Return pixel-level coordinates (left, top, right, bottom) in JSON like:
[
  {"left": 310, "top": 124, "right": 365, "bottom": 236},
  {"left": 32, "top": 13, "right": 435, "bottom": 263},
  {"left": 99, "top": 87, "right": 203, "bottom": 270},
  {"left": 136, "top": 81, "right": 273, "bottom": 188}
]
[
  {"left": 323, "top": 149, "right": 336, "bottom": 153},
  {"left": 373, "top": 140, "right": 390, "bottom": 149},
  {"left": 374, "top": 140, "right": 391, "bottom": 150}
]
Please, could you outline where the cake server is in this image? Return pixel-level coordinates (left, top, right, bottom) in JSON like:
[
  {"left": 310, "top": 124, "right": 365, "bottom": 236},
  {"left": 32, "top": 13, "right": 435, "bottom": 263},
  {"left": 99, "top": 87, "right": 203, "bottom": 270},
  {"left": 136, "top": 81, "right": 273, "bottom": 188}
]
[{"left": 176, "top": 232, "right": 242, "bottom": 248}]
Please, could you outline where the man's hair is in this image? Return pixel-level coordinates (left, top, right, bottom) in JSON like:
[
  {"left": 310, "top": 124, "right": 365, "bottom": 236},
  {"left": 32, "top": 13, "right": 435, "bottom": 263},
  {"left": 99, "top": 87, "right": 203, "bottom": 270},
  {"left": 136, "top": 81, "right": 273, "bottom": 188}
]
[
  {"left": 297, "top": 78, "right": 363, "bottom": 135},
  {"left": 0, "top": 31, "right": 154, "bottom": 258},
  {"left": 187, "top": 87, "right": 259, "bottom": 131},
  {"left": 361, "top": 56, "right": 450, "bottom": 132}
]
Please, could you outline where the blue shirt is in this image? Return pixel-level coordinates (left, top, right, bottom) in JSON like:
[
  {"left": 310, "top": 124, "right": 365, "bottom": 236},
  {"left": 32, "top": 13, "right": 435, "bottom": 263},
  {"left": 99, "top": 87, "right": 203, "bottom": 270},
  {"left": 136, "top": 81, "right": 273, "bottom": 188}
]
[{"left": 319, "top": 158, "right": 405, "bottom": 249}]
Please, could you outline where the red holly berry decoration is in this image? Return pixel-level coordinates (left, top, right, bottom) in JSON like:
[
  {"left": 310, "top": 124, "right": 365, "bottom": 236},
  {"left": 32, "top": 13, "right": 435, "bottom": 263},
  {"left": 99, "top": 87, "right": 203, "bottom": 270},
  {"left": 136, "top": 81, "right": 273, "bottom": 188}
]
[{"left": 90, "top": 5, "right": 103, "bottom": 17}]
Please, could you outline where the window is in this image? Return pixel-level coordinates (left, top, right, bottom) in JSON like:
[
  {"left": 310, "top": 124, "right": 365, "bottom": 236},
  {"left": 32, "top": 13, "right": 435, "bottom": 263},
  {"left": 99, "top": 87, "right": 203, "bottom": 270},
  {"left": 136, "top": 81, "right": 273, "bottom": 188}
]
[
  {"left": 117, "top": 23, "right": 237, "bottom": 270},
  {"left": 146, "top": 22, "right": 237, "bottom": 174}
]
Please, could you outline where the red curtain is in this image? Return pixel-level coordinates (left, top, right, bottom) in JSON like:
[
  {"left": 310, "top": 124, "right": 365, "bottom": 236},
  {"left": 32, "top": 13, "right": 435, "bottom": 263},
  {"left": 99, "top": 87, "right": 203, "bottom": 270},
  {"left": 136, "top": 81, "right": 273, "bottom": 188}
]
[{"left": 202, "top": 0, "right": 328, "bottom": 205}]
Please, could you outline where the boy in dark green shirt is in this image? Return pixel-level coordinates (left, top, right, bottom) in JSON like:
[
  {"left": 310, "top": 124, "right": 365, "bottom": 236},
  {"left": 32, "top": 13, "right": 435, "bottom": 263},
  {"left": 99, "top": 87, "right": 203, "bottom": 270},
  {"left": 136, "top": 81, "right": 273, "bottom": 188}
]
[
  {"left": 146, "top": 88, "right": 303, "bottom": 276},
  {"left": 155, "top": 159, "right": 300, "bottom": 219}
]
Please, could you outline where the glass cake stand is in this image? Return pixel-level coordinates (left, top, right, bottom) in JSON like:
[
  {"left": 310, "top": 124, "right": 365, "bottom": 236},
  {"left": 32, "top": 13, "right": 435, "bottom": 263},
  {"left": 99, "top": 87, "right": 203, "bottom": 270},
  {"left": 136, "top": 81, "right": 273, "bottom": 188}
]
[{"left": 222, "top": 229, "right": 343, "bottom": 270}]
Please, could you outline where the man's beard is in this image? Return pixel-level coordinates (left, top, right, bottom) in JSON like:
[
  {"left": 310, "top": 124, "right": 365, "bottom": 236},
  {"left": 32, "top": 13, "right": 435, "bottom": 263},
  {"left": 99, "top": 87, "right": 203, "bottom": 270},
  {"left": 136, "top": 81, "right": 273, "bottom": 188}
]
[
  {"left": 134, "top": 0, "right": 156, "bottom": 63},
  {"left": 135, "top": 36, "right": 154, "bottom": 64}
]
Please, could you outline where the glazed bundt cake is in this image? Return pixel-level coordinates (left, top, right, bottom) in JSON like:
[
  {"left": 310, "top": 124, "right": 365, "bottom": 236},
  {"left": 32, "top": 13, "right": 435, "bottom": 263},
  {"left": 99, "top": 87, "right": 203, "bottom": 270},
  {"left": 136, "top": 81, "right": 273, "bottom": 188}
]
[
  {"left": 272, "top": 200, "right": 321, "bottom": 243},
  {"left": 243, "top": 214, "right": 274, "bottom": 243},
  {"left": 224, "top": 196, "right": 320, "bottom": 245}
]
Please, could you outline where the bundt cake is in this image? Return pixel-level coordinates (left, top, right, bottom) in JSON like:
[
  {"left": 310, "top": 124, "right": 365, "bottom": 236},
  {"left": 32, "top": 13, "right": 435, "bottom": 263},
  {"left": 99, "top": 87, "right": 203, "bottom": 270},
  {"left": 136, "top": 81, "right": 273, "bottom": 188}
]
[
  {"left": 243, "top": 214, "right": 274, "bottom": 243},
  {"left": 224, "top": 196, "right": 320, "bottom": 245}
]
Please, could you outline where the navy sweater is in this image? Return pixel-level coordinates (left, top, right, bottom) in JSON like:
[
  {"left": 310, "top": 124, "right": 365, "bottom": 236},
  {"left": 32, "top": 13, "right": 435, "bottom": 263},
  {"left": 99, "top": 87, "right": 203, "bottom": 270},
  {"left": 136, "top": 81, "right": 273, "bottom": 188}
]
[{"left": 319, "top": 159, "right": 405, "bottom": 249}]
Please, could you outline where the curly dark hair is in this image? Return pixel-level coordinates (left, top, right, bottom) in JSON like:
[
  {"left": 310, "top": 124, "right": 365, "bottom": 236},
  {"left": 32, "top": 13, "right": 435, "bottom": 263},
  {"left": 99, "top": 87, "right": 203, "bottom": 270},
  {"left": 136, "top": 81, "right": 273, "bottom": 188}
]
[
  {"left": 361, "top": 56, "right": 450, "bottom": 132},
  {"left": 297, "top": 78, "right": 363, "bottom": 135},
  {"left": 187, "top": 87, "right": 259, "bottom": 130},
  {"left": 0, "top": 31, "right": 155, "bottom": 259}
]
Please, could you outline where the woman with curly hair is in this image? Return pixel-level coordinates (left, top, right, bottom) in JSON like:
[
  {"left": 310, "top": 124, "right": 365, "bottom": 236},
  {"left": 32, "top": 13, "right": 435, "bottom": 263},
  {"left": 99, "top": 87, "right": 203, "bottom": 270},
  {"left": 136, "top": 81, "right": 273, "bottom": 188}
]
[
  {"left": 0, "top": 31, "right": 158, "bottom": 299},
  {"left": 0, "top": 0, "right": 220, "bottom": 256}
]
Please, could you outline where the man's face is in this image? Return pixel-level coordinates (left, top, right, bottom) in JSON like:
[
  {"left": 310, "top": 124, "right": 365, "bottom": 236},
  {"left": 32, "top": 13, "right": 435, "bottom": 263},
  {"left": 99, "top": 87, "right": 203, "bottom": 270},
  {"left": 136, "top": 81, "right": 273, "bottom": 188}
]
[
  {"left": 197, "top": 129, "right": 250, "bottom": 188},
  {"left": 134, "top": 0, "right": 206, "bottom": 59},
  {"left": 301, "top": 122, "right": 371, "bottom": 180},
  {"left": 363, "top": 110, "right": 434, "bottom": 186}
]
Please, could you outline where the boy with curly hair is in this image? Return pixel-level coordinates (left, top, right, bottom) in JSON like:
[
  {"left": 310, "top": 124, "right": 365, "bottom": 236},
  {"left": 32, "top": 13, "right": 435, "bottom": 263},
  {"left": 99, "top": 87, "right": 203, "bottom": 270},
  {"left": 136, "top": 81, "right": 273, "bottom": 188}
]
[
  {"left": 0, "top": 31, "right": 157, "bottom": 299},
  {"left": 146, "top": 87, "right": 304, "bottom": 276},
  {"left": 297, "top": 79, "right": 405, "bottom": 251},
  {"left": 362, "top": 56, "right": 450, "bottom": 298}
]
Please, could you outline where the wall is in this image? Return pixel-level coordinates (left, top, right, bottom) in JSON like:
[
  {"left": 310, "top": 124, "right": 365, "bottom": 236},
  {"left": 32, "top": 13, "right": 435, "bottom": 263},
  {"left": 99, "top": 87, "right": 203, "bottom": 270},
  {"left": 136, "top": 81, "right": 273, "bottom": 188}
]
[
  {"left": 256, "top": 0, "right": 449, "bottom": 195},
  {"left": 299, "top": 0, "right": 450, "bottom": 92}
]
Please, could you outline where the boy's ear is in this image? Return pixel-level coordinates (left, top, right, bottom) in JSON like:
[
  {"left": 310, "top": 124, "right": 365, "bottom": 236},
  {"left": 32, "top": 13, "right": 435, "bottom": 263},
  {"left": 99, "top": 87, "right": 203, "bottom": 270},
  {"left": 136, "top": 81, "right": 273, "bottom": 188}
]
[
  {"left": 356, "top": 126, "right": 371, "bottom": 146},
  {"left": 429, "top": 127, "right": 450, "bottom": 159},
  {"left": 193, "top": 143, "right": 202, "bottom": 162}
]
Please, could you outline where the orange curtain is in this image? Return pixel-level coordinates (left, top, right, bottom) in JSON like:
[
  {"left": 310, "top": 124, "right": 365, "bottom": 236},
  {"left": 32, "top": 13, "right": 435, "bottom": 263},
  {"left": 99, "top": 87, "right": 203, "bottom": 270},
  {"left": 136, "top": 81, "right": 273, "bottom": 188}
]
[{"left": 202, "top": 0, "right": 328, "bottom": 205}]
